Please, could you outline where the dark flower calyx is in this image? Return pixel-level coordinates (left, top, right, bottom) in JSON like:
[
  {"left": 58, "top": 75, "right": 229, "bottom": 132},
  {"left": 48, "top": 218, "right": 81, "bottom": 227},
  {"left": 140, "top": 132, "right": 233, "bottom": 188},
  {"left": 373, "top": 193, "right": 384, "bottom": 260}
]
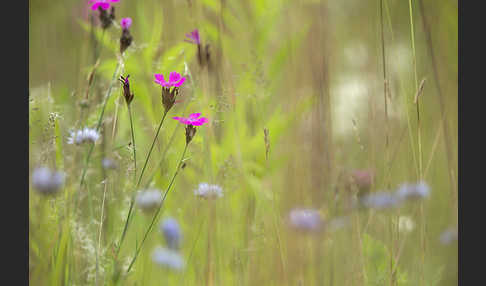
[
  {"left": 185, "top": 124, "right": 197, "bottom": 144},
  {"left": 119, "top": 75, "right": 134, "bottom": 105}
]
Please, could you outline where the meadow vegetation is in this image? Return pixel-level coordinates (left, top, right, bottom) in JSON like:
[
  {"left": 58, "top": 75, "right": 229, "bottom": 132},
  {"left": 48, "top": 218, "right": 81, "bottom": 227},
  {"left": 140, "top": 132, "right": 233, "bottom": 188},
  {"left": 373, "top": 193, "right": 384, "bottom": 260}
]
[{"left": 29, "top": 0, "right": 458, "bottom": 285}]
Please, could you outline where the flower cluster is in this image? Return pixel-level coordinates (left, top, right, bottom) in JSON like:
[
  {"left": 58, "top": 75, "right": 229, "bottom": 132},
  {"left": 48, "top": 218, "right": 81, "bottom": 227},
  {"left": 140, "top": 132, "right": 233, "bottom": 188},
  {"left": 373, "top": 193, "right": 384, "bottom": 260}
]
[
  {"left": 119, "top": 18, "right": 133, "bottom": 54},
  {"left": 358, "top": 181, "right": 430, "bottom": 210},
  {"left": 68, "top": 127, "right": 100, "bottom": 145},
  {"left": 89, "top": 0, "right": 119, "bottom": 11},
  {"left": 185, "top": 29, "right": 210, "bottom": 68},
  {"left": 193, "top": 183, "right": 223, "bottom": 199},
  {"left": 90, "top": 0, "right": 118, "bottom": 29},
  {"left": 31, "top": 167, "right": 65, "bottom": 196},
  {"left": 154, "top": 72, "right": 186, "bottom": 112},
  {"left": 173, "top": 113, "right": 209, "bottom": 144}
]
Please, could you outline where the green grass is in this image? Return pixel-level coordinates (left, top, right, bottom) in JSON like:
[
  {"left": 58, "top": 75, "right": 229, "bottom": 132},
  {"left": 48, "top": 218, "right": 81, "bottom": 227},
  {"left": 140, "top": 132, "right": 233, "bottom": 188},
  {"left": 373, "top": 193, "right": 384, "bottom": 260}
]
[{"left": 29, "top": 0, "right": 458, "bottom": 285}]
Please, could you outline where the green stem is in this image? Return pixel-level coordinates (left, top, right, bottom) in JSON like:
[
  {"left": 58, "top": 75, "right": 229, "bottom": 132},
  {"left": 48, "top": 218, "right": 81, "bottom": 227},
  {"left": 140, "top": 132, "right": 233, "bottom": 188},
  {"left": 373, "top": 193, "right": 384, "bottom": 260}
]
[
  {"left": 128, "top": 104, "right": 137, "bottom": 184},
  {"left": 115, "top": 110, "right": 168, "bottom": 257},
  {"left": 79, "top": 60, "right": 121, "bottom": 188},
  {"left": 137, "top": 110, "right": 169, "bottom": 187},
  {"left": 126, "top": 143, "right": 189, "bottom": 274}
]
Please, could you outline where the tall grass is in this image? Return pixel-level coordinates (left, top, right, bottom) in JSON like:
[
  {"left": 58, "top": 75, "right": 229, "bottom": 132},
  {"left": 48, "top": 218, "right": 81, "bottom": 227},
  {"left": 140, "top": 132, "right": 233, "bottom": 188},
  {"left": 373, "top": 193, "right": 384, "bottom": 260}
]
[{"left": 29, "top": 0, "right": 458, "bottom": 285}]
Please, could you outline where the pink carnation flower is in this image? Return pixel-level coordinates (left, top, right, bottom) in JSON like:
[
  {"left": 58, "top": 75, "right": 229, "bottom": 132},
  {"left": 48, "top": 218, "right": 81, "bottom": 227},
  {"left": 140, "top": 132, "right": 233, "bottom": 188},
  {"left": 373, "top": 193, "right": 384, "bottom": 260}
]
[
  {"left": 185, "top": 29, "right": 200, "bottom": 45},
  {"left": 173, "top": 113, "right": 208, "bottom": 126},
  {"left": 154, "top": 72, "right": 186, "bottom": 88},
  {"left": 120, "top": 17, "right": 132, "bottom": 29},
  {"left": 89, "top": 0, "right": 120, "bottom": 11}
]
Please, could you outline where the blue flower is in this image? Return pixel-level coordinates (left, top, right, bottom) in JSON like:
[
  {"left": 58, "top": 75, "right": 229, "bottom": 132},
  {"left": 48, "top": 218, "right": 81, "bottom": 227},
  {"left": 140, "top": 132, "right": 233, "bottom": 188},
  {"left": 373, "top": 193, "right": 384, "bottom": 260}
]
[
  {"left": 152, "top": 247, "right": 185, "bottom": 271},
  {"left": 395, "top": 181, "right": 430, "bottom": 201},
  {"left": 160, "top": 218, "right": 182, "bottom": 250},
  {"left": 360, "top": 192, "right": 401, "bottom": 210},
  {"left": 289, "top": 208, "right": 323, "bottom": 232},
  {"left": 31, "top": 167, "right": 65, "bottom": 196}
]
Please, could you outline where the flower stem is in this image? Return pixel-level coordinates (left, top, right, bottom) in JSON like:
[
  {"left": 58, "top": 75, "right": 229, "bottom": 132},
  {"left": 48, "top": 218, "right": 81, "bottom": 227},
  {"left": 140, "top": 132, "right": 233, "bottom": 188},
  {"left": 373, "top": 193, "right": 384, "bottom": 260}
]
[
  {"left": 79, "top": 60, "right": 121, "bottom": 188},
  {"left": 126, "top": 143, "right": 189, "bottom": 274},
  {"left": 115, "top": 110, "right": 168, "bottom": 257},
  {"left": 137, "top": 110, "right": 169, "bottom": 187},
  {"left": 128, "top": 104, "right": 137, "bottom": 184}
]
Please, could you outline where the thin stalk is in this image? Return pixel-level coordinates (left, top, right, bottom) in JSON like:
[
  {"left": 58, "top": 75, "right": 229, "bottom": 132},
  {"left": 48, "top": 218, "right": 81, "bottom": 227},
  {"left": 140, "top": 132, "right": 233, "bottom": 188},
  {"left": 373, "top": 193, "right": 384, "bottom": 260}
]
[
  {"left": 408, "top": 2, "right": 425, "bottom": 285},
  {"left": 95, "top": 180, "right": 108, "bottom": 286},
  {"left": 126, "top": 143, "right": 189, "bottom": 273},
  {"left": 128, "top": 104, "right": 137, "bottom": 184},
  {"left": 79, "top": 60, "right": 122, "bottom": 188},
  {"left": 379, "top": 1, "right": 395, "bottom": 285},
  {"left": 115, "top": 110, "right": 169, "bottom": 256},
  {"left": 137, "top": 110, "right": 169, "bottom": 187},
  {"left": 417, "top": 0, "right": 457, "bottom": 225}
]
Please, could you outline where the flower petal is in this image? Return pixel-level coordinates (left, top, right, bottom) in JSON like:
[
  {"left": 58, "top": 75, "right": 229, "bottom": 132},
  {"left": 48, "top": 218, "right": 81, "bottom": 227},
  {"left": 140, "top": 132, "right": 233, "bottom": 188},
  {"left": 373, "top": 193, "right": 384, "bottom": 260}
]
[
  {"left": 120, "top": 17, "right": 132, "bottom": 29},
  {"left": 188, "top": 113, "right": 201, "bottom": 120},
  {"left": 169, "top": 72, "right": 181, "bottom": 84},
  {"left": 172, "top": 117, "right": 189, "bottom": 124},
  {"left": 192, "top": 117, "right": 208, "bottom": 126},
  {"left": 173, "top": 77, "right": 186, "bottom": 87},
  {"left": 154, "top": 74, "right": 169, "bottom": 86}
]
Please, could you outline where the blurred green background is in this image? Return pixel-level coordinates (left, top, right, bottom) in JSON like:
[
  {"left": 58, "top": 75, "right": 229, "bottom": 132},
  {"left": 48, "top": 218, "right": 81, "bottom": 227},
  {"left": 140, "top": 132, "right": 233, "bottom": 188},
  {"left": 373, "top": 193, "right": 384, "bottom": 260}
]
[{"left": 29, "top": 0, "right": 457, "bottom": 285}]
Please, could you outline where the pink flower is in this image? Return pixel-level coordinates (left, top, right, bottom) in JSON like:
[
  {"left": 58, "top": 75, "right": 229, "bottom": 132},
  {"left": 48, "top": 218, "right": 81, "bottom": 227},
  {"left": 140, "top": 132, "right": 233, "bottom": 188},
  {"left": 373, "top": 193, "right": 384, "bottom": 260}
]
[
  {"left": 154, "top": 72, "right": 186, "bottom": 88},
  {"left": 89, "top": 0, "right": 120, "bottom": 11},
  {"left": 185, "top": 29, "right": 200, "bottom": 45},
  {"left": 173, "top": 113, "right": 208, "bottom": 126},
  {"left": 120, "top": 17, "right": 132, "bottom": 29}
]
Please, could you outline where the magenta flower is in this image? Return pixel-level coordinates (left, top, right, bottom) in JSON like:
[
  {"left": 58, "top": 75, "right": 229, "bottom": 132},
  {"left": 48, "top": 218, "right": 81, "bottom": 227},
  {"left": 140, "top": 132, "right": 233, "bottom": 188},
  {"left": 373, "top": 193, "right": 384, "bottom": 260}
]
[
  {"left": 185, "top": 29, "right": 200, "bottom": 45},
  {"left": 120, "top": 17, "right": 132, "bottom": 29},
  {"left": 89, "top": 0, "right": 120, "bottom": 10},
  {"left": 154, "top": 72, "right": 186, "bottom": 88},
  {"left": 173, "top": 113, "right": 208, "bottom": 126}
]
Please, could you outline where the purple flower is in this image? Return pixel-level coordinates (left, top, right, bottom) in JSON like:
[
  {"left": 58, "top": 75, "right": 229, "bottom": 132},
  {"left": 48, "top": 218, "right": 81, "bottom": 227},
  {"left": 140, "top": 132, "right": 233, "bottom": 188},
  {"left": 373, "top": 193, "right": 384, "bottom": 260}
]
[
  {"left": 395, "top": 182, "right": 430, "bottom": 201},
  {"left": 89, "top": 0, "right": 119, "bottom": 11},
  {"left": 154, "top": 72, "right": 186, "bottom": 88},
  {"left": 351, "top": 169, "right": 374, "bottom": 191},
  {"left": 289, "top": 208, "right": 323, "bottom": 232},
  {"left": 160, "top": 218, "right": 182, "bottom": 250},
  {"left": 173, "top": 113, "right": 208, "bottom": 126},
  {"left": 120, "top": 17, "right": 132, "bottom": 29},
  {"left": 360, "top": 192, "right": 401, "bottom": 210},
  {"left": 185, "top": 29, "right": 200, "bottom": 45},
  {"left": 32, "top": 167, "right": 65, "bottom": 196}
]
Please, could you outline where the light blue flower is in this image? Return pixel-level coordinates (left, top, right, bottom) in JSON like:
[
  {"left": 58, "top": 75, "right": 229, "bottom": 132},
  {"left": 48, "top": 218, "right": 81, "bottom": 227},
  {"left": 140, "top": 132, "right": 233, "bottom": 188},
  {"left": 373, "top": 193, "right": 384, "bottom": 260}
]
[
  {"left": 32, "top": 167, "right": 65, "bottom": 195},
  {"left": 152, "top": 247, "right": 185, "bottom": 271},
  {"left": 160, "top": 218, "right": 182, "bottom": 250}
]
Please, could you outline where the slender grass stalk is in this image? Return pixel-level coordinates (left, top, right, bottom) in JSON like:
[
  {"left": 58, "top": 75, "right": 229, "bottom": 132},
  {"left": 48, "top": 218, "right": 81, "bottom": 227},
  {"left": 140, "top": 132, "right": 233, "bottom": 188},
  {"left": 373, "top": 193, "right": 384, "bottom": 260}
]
[
  {"left": 417, "top": 0, "right": 457, "bottom": 225},
  {"left": 179, "top": 215, "right": 207, "bottom": 285},
  {"left": 79, "top": 60, "right": 122, "bottom": 188},
  {"left": 126, "top": 143, "right": 189, "bottom": 273},
  {"left": 408, "top": 2, "right": 427, "bottom": 285},
  {"left": 115, "top": 110, "right": 169, "bottom": 257},
  {"left": 138, "top": 110, "right": 169, "bottom": 187},
  {"left": 128, "top": 104, "right": 137, "bottom": 184},
  {"left": 95, "top": 181, "right": 108, "bottom": 286}
]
